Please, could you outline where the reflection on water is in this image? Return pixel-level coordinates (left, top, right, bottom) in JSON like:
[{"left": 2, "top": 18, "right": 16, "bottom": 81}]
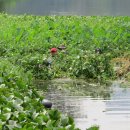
[
  {"left": 0, "top": 0, "right": 130, "bottom": 15},
  {"left": 37, "top": 80, "right": 130, "bottom": 130}
]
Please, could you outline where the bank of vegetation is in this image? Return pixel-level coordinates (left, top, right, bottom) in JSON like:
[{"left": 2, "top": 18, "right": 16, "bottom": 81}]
[{"left": 0, "top": 14, "right": 130, "bottom": 129}]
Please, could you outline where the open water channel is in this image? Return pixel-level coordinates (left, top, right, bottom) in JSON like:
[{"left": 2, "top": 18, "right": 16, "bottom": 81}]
[
  {"left": 37, "top": 79, "right": 130, "bottom": 130},
  {"left": 0, "top": 0, "right": 130, "bottom": 16}
]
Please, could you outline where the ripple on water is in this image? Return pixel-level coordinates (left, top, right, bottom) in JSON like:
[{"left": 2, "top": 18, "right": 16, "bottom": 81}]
[{"left": 39, "top": 80, "right": 130, "bottom": 130}]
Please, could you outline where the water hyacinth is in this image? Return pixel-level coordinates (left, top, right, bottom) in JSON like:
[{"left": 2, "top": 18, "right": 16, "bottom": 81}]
[
  {"left": 0, "top": 15, "right": 130, "bottom": 81},
  {"left": 0, "top": 63, "right": 79, "bottom": 130}
]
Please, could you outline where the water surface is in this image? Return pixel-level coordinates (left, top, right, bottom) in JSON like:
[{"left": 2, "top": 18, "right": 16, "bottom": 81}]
[
  {"left": 37, "top": 79, "right": 130, "bottom": 130},
  {"left": 0, "top": 0, "right": 130, "bottom": 16}
]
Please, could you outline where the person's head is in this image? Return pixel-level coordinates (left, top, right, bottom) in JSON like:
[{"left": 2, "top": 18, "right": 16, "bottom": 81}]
[
  {"left": 95, "top": 48, "right": 102, "bottom": 54},
  {"left": 50, "top": 48, "right": 57, "bottom": 56}
]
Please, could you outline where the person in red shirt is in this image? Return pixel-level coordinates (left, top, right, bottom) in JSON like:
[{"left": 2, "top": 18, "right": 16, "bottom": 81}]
[
  {"left": 43, "top": 48, "right": 58, "bottom": 67},
  {"left": 43, "top": 46, "right": 66, "bottom": 67}
]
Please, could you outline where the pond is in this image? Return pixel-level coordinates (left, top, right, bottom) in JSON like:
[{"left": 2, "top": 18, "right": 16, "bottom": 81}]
[
  {"left": 0, "top": 0, "right": 130, "bottom": 16},
  {"left": 37, "top": 79, "right": 130, "bottom": 130}
]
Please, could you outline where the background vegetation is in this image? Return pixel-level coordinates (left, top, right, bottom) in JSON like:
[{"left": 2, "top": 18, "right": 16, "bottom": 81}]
[{"left": 1, "top": 14, "right": 129, "bottom": 81}]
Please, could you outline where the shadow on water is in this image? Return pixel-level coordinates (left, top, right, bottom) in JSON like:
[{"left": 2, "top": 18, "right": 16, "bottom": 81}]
[
  {"left": 37, "top": 79, "right": 130, "bottom": 130},
  {"left": 0, "top": 0, "right": 130, "bottom": 15}
]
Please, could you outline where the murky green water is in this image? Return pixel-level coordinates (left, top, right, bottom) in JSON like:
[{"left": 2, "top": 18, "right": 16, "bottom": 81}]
[
  {"left": 0, "top": 0, "right": 130, "bottom": 15},
  {"left": 37, "top": 79, "right": 130, "bottom": 130}
]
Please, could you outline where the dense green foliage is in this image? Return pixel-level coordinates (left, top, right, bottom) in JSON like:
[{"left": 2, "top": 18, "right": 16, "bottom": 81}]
[
  {"left": 0, "top": 60, "right": 80, "bottom": 130},
  {"left": 1, "top": 14, "right": 130, "bottom": 81}
]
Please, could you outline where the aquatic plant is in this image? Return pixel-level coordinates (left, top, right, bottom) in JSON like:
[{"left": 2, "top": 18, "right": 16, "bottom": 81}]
[
  {"left": 0, "top": 14, "right": 129, "bottom": 130},
  {"left": 87, "top": 125, "right": 99, "bottom": 130},
  {"left": 0, "top": 14, "right": 129, "bottom": 80},
  {"left": 0, "top": 60, "right": 79, "bottom": 130}
]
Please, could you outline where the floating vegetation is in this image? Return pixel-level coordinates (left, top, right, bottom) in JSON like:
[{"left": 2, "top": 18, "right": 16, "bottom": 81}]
[{"left": 1, "top": 14, "right": 130, "bottom": 81}]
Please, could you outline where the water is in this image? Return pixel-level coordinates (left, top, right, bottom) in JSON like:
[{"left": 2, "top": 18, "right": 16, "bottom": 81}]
[
  {"left": 0, "top": 0, "right": 130, "bottom": 16},
  {"left": 37, "top": 79, "right": 130, "bottom": 130}
]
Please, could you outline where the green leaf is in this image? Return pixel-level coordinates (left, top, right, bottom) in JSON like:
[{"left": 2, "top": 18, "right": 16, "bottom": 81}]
[
  {"left": 46, "top": 120, "right": 53, "bottom": 127},
  {"left": 35, "top": 115, "right": 46, "bottom": 125},
  {"left": 48, "top": 109, "right": 60, "bottom": 120},
  {"left": 0, "top": 84, "right": 6, "bottom": 88},
  {"left": 0, "top": 113, "right": 11, "bottom": 121},
  {"left": 87, "top": 126, "right": 99, "bottom": 130},
  {"left": 6, "top": 120, "right": 21, "bottom": 129},
  {"left": 0, "top": 77, "right": 4, "bottom": 83},
  {"left": 61, "top": 115, "right": 69, "bottom": 127}
]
